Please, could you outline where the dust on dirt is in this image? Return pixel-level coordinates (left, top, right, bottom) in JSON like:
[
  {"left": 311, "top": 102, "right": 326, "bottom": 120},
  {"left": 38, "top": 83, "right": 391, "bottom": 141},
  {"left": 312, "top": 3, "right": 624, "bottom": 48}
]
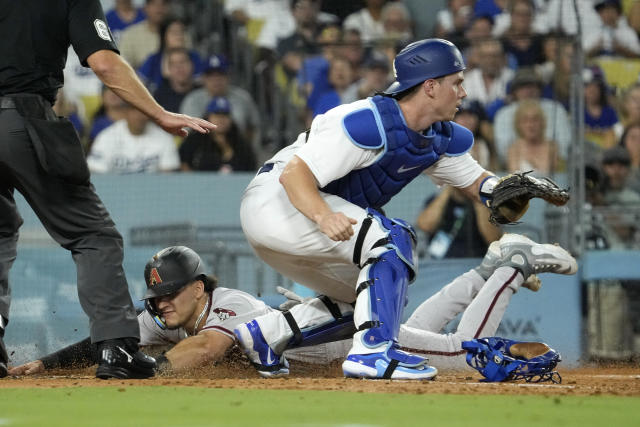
[{"left": 2, "top": 360, "right": 639, "bottom": 396}]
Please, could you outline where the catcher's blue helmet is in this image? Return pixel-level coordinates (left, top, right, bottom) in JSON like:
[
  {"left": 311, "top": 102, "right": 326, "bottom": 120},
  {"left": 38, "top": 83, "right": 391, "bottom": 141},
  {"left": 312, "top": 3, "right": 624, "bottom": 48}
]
[{"left": 383, "top": 38, "right": 466, "bottom": 95}]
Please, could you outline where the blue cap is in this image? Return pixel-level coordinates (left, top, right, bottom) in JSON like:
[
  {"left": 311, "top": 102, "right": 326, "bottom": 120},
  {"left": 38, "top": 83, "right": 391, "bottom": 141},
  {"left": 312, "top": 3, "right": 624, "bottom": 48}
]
[
  {"left": 205, "top": 97, "right": 231, "bottom": 115},
  {"left": 204, "top": 54, "right": 229, "bottom": 74},
  {"left": 383, "top": 38, "right": 466, "bottom": 95}
]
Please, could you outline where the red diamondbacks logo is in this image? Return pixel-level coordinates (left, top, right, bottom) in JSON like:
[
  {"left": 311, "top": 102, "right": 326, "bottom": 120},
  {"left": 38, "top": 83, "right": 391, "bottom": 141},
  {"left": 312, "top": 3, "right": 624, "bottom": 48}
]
[
  {"left": 149, "top": 268, "right": 162, "bottom": 286},
  {"left": 213, "top": 308, "right": 237, "bottom": 321}
]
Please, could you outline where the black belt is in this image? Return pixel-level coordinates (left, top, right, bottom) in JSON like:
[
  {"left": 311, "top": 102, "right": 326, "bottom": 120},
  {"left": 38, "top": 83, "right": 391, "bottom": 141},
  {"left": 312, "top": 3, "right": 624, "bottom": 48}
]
[
  {"left": 0, "top": 97, "right": 17, "bottom": 109},
  {"left": 257, "top": 163, "right": 275, "bottom": 174}
]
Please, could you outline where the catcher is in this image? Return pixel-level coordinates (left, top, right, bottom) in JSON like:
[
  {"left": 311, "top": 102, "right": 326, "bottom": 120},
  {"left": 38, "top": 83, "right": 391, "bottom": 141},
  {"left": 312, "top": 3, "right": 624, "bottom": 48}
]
[{"left": 9, "top": 234, "right": 576, "bottom": 382}]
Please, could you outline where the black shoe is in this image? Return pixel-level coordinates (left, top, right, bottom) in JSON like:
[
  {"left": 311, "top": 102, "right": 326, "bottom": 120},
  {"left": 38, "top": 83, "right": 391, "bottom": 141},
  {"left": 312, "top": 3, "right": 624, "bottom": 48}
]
[
  {"left": 0, "top": 335, "right": 8, "bottom": 378},
  {"left": 95, "top": 339, "right": 156, "bottom": 379}
]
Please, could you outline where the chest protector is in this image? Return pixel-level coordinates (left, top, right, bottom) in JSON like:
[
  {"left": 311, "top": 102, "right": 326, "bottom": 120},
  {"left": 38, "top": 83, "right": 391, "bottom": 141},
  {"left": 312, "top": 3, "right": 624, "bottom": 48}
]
[{"left": 321, "top": 95, "right": 474, "bottom": 209}]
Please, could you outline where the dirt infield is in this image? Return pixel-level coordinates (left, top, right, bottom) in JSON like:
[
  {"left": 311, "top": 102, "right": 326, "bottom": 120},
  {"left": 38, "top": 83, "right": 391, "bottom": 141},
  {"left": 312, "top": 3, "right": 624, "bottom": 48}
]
[{"left": 2, "top": 362, "right": 639, "bottom": 396}]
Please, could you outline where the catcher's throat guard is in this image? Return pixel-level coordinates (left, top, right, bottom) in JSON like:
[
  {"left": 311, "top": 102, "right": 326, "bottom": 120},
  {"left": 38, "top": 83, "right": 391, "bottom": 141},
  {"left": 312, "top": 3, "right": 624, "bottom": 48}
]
[{"left": 462, "top": 337, "right": 562, "bottom": 383}]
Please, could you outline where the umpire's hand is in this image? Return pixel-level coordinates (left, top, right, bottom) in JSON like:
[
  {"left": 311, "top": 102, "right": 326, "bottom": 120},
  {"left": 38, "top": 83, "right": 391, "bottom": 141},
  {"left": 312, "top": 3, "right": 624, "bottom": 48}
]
[
  {"left": 154, "top": 111, "right": 217, "bottom": 138},
  {"left": 87, "top": 50, "right": 217, "bottom": 138}
]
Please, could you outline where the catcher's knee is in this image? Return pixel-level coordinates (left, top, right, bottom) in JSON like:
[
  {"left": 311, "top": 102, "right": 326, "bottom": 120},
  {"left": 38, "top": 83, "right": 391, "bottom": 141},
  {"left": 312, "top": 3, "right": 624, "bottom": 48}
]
[{"left": 352, "top": 208, "right": 418, "bottom": 281}]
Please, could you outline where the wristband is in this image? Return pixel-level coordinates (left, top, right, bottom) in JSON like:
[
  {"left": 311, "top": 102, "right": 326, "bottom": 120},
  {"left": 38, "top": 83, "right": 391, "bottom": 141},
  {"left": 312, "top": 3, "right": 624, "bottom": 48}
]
[{"left": 479, "top": 175, "right": 499, "bottom": 207}]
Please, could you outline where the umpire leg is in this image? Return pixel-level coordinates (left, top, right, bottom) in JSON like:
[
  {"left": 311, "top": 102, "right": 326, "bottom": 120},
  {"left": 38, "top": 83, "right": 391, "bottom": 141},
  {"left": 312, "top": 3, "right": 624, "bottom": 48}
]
[
  {"left": 0, "top": 185, "right": 21, "bottom": 328},
  {"left": 1, "top": 108, "right": 138, "bottom": 343}
]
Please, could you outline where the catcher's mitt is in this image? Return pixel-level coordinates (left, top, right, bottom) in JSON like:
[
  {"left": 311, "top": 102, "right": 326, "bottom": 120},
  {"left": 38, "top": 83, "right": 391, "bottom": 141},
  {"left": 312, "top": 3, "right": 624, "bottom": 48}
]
[
  {"left": 483, "top": 171, "right": 570, "bottom": 225},
  {"left": 462, "top": 337, "right": 562, "bottom": 383}
]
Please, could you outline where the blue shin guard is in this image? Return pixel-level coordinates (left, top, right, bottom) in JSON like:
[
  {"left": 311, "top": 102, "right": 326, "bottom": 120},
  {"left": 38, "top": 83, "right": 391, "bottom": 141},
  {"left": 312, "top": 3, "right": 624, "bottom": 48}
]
[{"left": 344, "top": 210, "right": 436, "bottom": 379}]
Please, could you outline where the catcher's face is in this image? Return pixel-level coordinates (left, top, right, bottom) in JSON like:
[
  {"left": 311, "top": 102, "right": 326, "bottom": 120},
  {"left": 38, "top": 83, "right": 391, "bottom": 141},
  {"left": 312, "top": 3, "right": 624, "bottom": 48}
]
[
  {"left": 154, "top": 282, "right": 199, "bottom": 330},
  {"left": 432, "top": 71, "right": 467, "bottom": 121}
]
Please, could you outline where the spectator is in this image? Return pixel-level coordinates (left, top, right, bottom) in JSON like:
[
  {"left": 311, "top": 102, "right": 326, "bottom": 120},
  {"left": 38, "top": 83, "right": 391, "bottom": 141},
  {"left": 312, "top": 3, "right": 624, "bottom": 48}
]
[
  {"left": 105, "top": 0, "right": 146, "bottom": 43},
  {"left": 308, "top": 56, "right": 359, "bottom": 117},
  {"left": 355, "top": 51, "right": 392, "bottom": 100},
  {"left": 614, "top": 83, "right": 640, "bottom": 139},
  {"left": 434, "top": 0, "right": 473, "bottom": 41},
  {"left": 599, "top": 146, "right": 640, "bottom": 246},
  {"left": 342, "top": 0, "right": 386, "bottom": 44},
  {"left": 87, "top": 102, "right": 179, "bottom": 174},
  {"left": 463, "top": 38, "right": 515, "bottom": 107},
  {"left": 179, "top": 97, "right": 257, "bottom": 172},
  {"left": 542, "top": 38, "right": 574, "bottom": 108},
  {"left": 619, "top": 123, "right": 640, "bottom": 193},
  {"left": 62, "top": 47, "right": 105, "bottom": 124},
  {"left": 455, "top": 99, "right": 497, "bottom": 171},
  {"left": 276, "top": 0, "right": 336, "bottom": 79},
  {"left": 493, "top": 67, "right": 571, "bottom": 165},
  {"left": 535, "top": 31, "right": 566, "bottom": 85},
  {"left": 320, "top": 0, "right": 363, "bottom": 21},
  {"left": 584, "top": 66, "right": 619, "bottom": 149},
  {"left": 180, "top": 54, "right": 261, "bottom": 150},
  {"left": 138, "top": 17, "right": 203, "bottom": 92},
  {"left": 118, "top": 0, "right": 170, "bottom": 69},
  {"left": 296, "top": 24, "right": 343, "bottom": 100},
  {"left": 461, "top": 15, "right": 494, "bottom": 69},
  {"left": 492, "top": 0, "right": 548, "bottom": 37},
  {"left": 340, "top": 29, "right": 368, "bottom": 73},
  {"left": 87, "top": 86, "right": 128, "bottom": 150},
  {"left": 544, "top": 0, "right": 601, "bottom": 47},
  {"left": 506, "top": 99, "right": 564, "bottom": 174},
  {"left": 224, "top": 0, "right": 295, "bottom": 52},
  {"left": 498, "top": 0, "right": 545, "bottom": 67},
  {"left": 584, "top": 0, "right": 640, "bottom": 58},
  {"left": 379, "top": 1, "right": 413, "bottom": 47},
  {"left": 152, "top": 47, "right": 199, "bottom": 113},
  {"left": 583, "top": 157, "right": 638, "bottom": 361},
  {"left": 601, "top": 144, "right": 640, "bottom": 246},
  {"left": 416, "top": 186, "right": 502, "bottom": 259},
  {"left": 473, "top": 0, "right": 507, "bottom": 20}
]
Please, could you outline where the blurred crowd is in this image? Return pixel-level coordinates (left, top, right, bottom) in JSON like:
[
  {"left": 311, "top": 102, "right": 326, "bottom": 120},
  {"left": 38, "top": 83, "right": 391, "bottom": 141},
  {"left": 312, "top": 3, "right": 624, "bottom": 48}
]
[
  {"left": 54, "top": 0, "right": 640, "bottom": 361},
  {"left": 57, "top": 0, "right": 640, "bottom": 248}
]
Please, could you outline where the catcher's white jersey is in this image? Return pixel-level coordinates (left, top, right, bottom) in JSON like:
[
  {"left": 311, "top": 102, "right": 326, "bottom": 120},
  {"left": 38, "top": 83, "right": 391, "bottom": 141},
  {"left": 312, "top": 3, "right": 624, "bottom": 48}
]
[
  {"left": 265, "top": 99, "right": 484, "bottom": 189},
  {"left": 241, "top": 99, "right": 485, "bottom": 302}
]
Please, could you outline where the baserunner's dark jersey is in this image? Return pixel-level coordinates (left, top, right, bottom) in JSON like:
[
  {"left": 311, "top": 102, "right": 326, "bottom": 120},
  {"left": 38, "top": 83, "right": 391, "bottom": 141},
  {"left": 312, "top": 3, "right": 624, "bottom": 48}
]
[{"left": 0, "top": 0, "right": 119, "bottom": 104}]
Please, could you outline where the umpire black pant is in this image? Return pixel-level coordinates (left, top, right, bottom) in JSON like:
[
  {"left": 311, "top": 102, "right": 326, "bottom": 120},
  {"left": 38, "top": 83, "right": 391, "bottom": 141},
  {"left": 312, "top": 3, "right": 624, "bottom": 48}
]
[{"left": 0, "top": 95, "right": 139, "bottom": 343}]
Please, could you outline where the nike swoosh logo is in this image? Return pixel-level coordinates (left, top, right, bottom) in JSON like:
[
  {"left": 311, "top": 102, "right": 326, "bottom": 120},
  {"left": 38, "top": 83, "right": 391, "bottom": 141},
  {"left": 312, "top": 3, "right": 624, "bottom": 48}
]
[
  {"left": 397, "top": 164, "right": 422, "bottom": 174},
  {"left": 266, "top": 348, "right": 276, "bottom": 365}
]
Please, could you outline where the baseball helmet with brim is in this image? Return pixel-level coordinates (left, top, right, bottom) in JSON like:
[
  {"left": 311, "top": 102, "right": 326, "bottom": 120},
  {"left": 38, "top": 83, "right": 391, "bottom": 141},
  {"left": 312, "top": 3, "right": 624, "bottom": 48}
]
[
  {"left": 383, "top": 38, "right": 466, "bottom": 96},
  {"left": 142, "top": 246, "right": 206, "bottom": 300}
]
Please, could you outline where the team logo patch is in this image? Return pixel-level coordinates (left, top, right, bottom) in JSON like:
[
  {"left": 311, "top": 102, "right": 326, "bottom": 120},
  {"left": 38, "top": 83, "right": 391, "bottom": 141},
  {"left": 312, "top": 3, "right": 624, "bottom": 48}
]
[
  {"left": 94, "top": 19, "right": 112, "bottom": 42},
  {"left": 213, "top": 308, "right": 236, "bottom": 321},
  {"left": 149, "top": 268, "right": 162, "bottom": 286}
]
